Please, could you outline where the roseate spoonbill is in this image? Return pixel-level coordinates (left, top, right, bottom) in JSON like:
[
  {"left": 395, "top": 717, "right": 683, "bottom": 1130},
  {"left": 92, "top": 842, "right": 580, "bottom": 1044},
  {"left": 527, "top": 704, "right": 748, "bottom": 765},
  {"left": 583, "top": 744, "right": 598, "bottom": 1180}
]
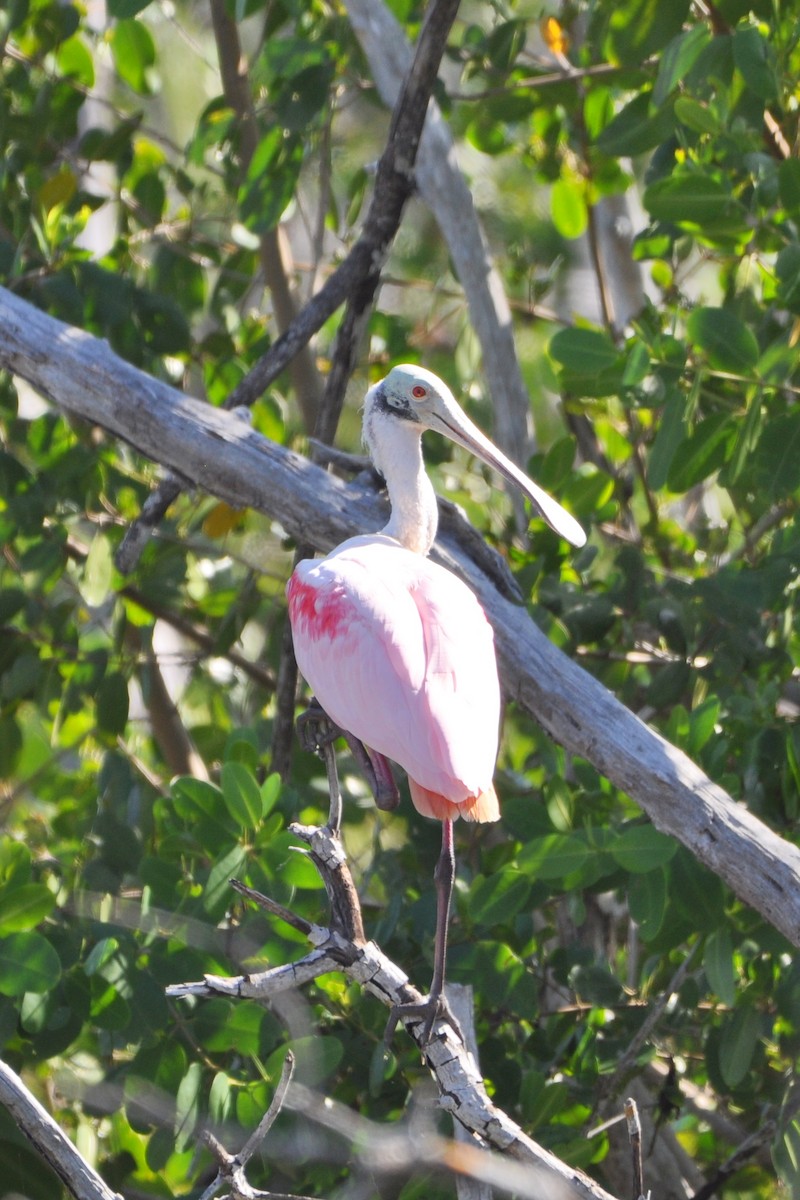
[{"left": 287, "top": 365, "right": 585, "bottom": 1043}]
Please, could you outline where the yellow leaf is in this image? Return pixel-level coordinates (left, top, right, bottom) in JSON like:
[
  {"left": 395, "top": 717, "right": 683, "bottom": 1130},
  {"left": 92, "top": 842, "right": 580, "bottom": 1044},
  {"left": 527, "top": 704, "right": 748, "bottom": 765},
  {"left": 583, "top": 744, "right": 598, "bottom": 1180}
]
[
  {"left": 541, "top": 16, "right": 570, "bottom": 58},
  {"left": 203, "top": 501, "right": 245, "bottom": 538},
  {"left": 38, "top": 167, "right": 77, "bottom": 212}
]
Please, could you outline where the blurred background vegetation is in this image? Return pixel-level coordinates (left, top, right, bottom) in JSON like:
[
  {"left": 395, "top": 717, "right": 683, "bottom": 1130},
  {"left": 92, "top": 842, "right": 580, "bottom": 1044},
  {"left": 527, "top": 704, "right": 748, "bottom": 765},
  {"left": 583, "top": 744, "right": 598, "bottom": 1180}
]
[{"left": 1, "top": 0, "right": 799, "bottom": 1197}]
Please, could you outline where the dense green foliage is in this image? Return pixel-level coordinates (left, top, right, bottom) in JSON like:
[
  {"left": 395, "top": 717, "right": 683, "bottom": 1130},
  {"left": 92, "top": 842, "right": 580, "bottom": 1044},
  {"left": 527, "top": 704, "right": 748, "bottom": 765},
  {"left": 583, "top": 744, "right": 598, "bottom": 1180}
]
[{"left": 1, "top": 0, "right": 799, "bottom": 1197}]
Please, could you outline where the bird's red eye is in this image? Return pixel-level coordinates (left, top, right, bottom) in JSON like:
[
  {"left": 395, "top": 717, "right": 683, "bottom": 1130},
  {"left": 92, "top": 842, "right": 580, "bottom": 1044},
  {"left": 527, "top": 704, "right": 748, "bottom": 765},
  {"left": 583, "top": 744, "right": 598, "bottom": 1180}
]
[{"left": 412, "top": 385, "right": 427, "bottom": 398}]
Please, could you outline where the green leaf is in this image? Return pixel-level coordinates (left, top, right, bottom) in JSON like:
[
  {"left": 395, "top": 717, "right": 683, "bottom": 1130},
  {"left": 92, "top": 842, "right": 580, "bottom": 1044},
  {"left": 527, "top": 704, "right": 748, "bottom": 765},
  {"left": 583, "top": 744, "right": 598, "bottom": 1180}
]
[
  {"left": 520, "top": 1075, "right": 570, "bottom": 1129},
  {"left": 686, "top": 307, "right": 759, "bottom": 374},
  {"left": 0, "top": 716, "right": 23, "bottom": 778},
  {"left": 750, "top": 413, "right": 800, "bottom": 501},
  {"left": 209, "top": 1071, "right": 232, "bottom": 1125},
  {"left": 96, "top": 671, "right": 129, "bottom": 736},
  {"left": 203, "top": 844, "right": 248, "bottom": 916},
  {"left": 773, "top": 1118, "right": 800, "bottom": 1196},
  {"left": 0, "top": 883, "right": 55, "bottom": 933},
  {"left": 174, "top": 1062, "right": 202, "bottom": 1152},
  {"left": 611, "top": 824, "right": 677, "bottom": 873},
  {"left": 643, "top": 174, "right": 743, "bottom": 228},
  {"left": 719, "top": 1003, "right": 760, "bottom": 1088},
  {"left": 551, "top": 177, "right": 587, "bottom": 239},
  {"left": 467, "top": 870, "right": 532, "bottom": 927},
  {"left": 516, "top": 833, "right": 589, "bottom": 880},
  {"left": 667, "top": 414, "right": 735, "bottom": 492},
  {"left": 776, "top": 244, "right": 800, "bottom": 314},
  {"left": 733, "top": 26, "right": 778, "bottom": 100},
  {"left": 674, "top": 96, "right": 720, "bottom": 136},
  {"left": 670, "top": 850, "right": 726, "bottom": 933},
  {"left": 238, "top": 129, "right": 304, "bottom": 234},
  {"left": 647, "top": 389, "right": 686, "bottom": 490},
  {"left": 85, "top": 937, "right": 121, "bottom": 976},
  {"left": 110, "top": 19, "right": 156, "bottom": 95},
  {"left": 0, "top": 1140, "right": 62, "bottom": 1200},
  {"left": 628, "top": 869, "right": 667, "bottom": 941},
  {"left": 261, "top": 772, "right": 282, "bottom": 818},
  {"left": 605, "top": 0, "right": 692, "bottom": 66},
  {"left": 687, "top": 696, "right": 720, "bottom": 756},
  {"left": 221, "top": 761, "right": 263, "bottom": 829},
  {"left": 704, "top": 927, "right": 736, "bottom": 1007},
  {"left": 595, "top": 91, "right": 675, "bottom": 157},
  {"left": 549, "top": 327, "right": 620, "bottom": 375},
  {"left": 720, "top": 389, "right": 762, "bottom": 486},
  {"left": 0, "top": 932, "right": 61, "bottom": 996},
  {"left": 109, "top": 0, "right": 153, "bottom": 16},
  {"left": 652, "top": 25, "right": 712, "bottom": 106},
  {"left": 55, "top": 35, "right": 95, "bottom": 87},
  {"left": 171, "top": 776, "right": 225, "bottom": 819},
  {"left": 779, "top": 160, "right": 800, "bottom": 214}
]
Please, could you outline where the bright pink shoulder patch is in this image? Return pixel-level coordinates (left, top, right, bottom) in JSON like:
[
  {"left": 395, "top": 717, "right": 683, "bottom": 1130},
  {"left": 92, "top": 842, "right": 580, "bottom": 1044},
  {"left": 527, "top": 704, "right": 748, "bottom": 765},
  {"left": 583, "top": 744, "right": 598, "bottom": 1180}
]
[{"left": 287, "top": 572, "right": 349, "bottom": 641}]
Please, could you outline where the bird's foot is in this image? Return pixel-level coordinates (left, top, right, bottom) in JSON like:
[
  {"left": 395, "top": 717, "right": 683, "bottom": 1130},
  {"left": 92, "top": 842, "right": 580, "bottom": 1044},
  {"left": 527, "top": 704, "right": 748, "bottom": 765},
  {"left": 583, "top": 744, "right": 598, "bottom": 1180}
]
[
  {"left": 296, "top": 702, "right": 400, "bottom": 812},
  {"left": 384, "top": 992, "right": 463, "bottom": 1049},
  {"left": 296, "top": 700, "right": 341, "bottom": 754}
]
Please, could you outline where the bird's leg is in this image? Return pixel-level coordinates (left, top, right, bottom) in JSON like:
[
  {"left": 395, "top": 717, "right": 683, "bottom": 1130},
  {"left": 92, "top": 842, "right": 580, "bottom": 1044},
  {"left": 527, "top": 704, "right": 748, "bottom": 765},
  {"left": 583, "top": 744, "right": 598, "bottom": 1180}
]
[
  {"left": 296, "top": 700, "right": 400, "bottom": 811},
  {"left": 384, "top": 819, "right": 462, "bottom": 1047},
  {"left": 350, "top": 741, "right": 400, "bottom": 812}
]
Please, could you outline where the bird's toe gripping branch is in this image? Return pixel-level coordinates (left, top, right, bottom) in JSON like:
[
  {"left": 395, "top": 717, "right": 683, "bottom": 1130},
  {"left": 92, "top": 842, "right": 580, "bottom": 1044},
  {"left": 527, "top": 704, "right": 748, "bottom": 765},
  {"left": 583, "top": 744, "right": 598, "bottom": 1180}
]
[{"left": 296, "top": 701, "right": 400, "bottom": 813}]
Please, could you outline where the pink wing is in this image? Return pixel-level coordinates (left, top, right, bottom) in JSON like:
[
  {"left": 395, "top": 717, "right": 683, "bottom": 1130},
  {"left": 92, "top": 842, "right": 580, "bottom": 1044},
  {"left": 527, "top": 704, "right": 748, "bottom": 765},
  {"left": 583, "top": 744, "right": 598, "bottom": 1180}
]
[{"left": 287, "top": 535, "right": 500, "bottom": 804}]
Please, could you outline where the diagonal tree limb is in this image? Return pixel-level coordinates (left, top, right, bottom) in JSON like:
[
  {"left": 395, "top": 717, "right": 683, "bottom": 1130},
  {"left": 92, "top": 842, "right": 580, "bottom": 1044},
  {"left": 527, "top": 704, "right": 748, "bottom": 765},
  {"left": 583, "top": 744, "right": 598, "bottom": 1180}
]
[{"left": 2, "top": 285, "right": 800, "bottom": 950}]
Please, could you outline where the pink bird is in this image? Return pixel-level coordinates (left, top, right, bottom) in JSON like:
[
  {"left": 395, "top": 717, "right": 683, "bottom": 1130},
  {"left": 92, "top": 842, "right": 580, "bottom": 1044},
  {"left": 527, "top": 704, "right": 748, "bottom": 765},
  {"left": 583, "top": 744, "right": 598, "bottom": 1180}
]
[{"left": 287, "top": 365, "right": 585, "bottom": 1042}]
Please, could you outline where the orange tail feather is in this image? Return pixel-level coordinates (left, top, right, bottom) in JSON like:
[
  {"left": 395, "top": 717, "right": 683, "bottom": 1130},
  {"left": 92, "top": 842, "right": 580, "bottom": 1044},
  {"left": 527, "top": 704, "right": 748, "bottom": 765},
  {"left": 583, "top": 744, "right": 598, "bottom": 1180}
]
[{"left": 408, "top": 779, "right": 500, "bottom": 824}]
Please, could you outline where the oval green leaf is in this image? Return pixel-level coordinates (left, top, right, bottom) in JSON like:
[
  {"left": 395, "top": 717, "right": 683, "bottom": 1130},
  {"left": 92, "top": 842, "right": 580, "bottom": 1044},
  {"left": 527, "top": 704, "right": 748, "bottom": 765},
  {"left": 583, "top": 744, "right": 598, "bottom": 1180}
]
[
  {"left": 612, "top": 824, "right": 677, "bottom": 873},
  {"left": 719, "top": 1003, "right": 760, "bottom": 1088},
  {"left": 549, "top": 327, "right": 620, "bottom": 375},
  {"left": 0, "top": 932, "right": 61, "bottom": 996},
  {"left": 517, "top": 833, "right": 589, "bottom": 880},
  {"left": 221, "top": 761, "right": 263, "bottom": 829},
  {"left": 628, "top": 869, "right": 667, "bottom": 941},
  {"left": 551, "top": 177, "right": 587, "bottom": 239},
  {"left": 686, "top": 306, "right": 759, "bottom": 373},
  {"left": 0, "top": 883, "right": 56, "bottom": 934},
  {"left": 704, "top": 927, "right": 736, "bottom": 1007},
  {"left": 467, "top": 870, "right": 532, "bottom": 927},
  {"left": 667, "top": 413, "right": 735, "bottom": 492},
  {"left": 644, "top": 174, "right": 742, "bottom": 227}
]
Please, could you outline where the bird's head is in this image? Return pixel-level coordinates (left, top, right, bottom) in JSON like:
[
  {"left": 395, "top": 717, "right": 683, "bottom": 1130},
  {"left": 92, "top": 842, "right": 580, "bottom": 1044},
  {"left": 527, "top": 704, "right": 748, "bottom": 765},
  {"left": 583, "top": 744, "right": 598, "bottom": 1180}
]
[{"left": 364, "top": 364, "right": 587, "bottom": 548}]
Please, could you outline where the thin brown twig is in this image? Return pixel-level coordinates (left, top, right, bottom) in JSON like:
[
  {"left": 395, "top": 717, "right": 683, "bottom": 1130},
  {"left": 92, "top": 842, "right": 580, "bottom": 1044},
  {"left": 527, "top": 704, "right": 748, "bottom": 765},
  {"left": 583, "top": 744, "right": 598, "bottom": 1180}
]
[{"left": 115, "top": 0, "right": 461, "bottom": 576}]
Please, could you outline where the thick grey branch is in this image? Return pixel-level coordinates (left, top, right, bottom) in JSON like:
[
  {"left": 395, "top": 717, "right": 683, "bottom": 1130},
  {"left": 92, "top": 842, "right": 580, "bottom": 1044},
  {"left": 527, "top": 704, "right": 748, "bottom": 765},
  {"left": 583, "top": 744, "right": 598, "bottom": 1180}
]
[{"left": 2, "top": 286, "right": 800, "bottom": 949}]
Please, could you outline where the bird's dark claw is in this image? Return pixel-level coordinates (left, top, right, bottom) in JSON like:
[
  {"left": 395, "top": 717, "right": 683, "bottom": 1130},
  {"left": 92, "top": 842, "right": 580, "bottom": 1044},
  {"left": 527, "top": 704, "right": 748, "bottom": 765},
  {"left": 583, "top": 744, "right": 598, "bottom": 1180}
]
[
  {"left": 384, "top": 992, "right": 464, "bottom": 1049},
  {"left": 296, "top": 702, "right": 400, "bottom": 811},
  {"left": 296, "top": 699, "right": 340, "bottom": 754}
]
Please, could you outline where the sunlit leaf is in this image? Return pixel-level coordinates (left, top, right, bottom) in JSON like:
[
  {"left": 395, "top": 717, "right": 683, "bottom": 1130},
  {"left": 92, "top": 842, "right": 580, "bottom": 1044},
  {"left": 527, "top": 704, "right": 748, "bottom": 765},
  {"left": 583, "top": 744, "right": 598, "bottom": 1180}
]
[
  {"left": 0, "top": 932, "right": 61, "bottom": 996},
  {"left": 110, "top": 19, "right": 157, "bottom": 95},
  {"left": 467, "top": 870, "right": 531, "bottom": 926}
]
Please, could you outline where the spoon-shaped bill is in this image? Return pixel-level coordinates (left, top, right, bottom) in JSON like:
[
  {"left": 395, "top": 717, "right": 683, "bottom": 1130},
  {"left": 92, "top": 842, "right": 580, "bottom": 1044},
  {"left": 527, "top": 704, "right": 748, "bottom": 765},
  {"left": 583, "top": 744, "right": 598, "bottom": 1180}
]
[{"left": 425, "top": 398, "right": 587, "bottom": 549}]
